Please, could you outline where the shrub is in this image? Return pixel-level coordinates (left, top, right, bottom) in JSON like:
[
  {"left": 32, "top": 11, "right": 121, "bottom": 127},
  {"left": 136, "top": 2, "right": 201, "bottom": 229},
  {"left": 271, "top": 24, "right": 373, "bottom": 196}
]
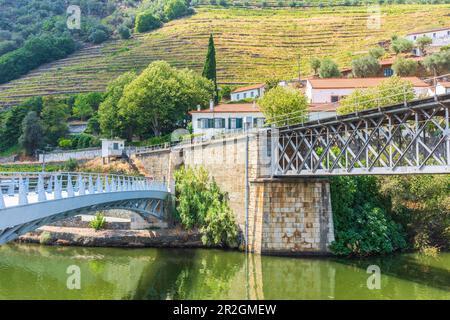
[
  {"left": 392, "top": 57, "right": 418, "bottom": 76},
  {"left": 58, "top": 138, "right": 73, "bottom": 149},
  {"left": 330, "top": 176, "right": 407, "bottom": 256},
  {"left": 134, "top": 12, "right": 162, "bottom": 33},
  {"left": 175, "top": 167, "right": 239, "bottom": 248},
  {"left": 118, "top": 25, "right": 131, "bottom": 39},
  {"left": 64, "top": 158, "right": 79, "bottom": 171},
  {"left": 0, "top": 34, "right": 75, "bottom": 84},
  {"left": 318, "top": 58, "right": 341, "bottom": 78},
  {"left": 90, "top": 212, "right": 106, "bottom": 231},
  {"left": 88, "top": 29, "right": 109, "bottom": 44},
  {"left": 164, "top": 0, "right": 190, "bottom": 20},
  {"left": 39, "top": 231, "right": 53, "bottom": 245},
  {"left": 351, "top": 55, "right": 381, "bottom": 77}
]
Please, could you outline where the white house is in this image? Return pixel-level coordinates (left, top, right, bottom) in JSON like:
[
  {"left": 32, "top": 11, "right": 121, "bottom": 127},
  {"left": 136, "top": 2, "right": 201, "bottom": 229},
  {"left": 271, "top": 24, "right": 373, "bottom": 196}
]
[
  {"left": 435, "top": 82, "right": 450, "bottom": 95},
  {"left": 190, "top": 103, "right": 265, "bottom": 138},
  {"left": 190, "top": 101, "right": 338, "bottom": 138},
  {"left": 406, "top": 27, "right": 450, "bottom": 55},
  {"left": 230, "top": 83, "right": 265, "bottom": 101},
  {"left": 305, "top": 77, "right": 430, "bottom": 104}
]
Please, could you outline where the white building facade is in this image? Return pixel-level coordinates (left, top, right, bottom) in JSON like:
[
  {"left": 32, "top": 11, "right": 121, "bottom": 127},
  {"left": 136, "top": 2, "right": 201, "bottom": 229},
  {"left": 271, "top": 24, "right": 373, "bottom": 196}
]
[
  {"left": 305, "top": 77, "right": 430, "bottom": 104},
  {"left": 190, "top": 104, "right": 265, "bottom": 138},
  {"left": 406, "top": 27, "right": 450, "bottom": 55},
  {"left": 230, "top": 84, "right": 265, "bottom": 101}
]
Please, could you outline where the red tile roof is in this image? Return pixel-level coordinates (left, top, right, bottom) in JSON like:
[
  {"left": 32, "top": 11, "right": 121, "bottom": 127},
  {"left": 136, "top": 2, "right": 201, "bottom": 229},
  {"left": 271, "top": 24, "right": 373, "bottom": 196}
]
[
  {"left": 308, "top": 103, "right": 338, "bottom": 112},
  {"left": 232, "top": 83, "right": 265, "bottom": 93},
  {"left": 190, "top": 103, "right": 261, "bottom": 114},
  {"left": 438, "top": 81, "right": 450, "bottom": 88},
  {"left": 308, "top": 77, "right": 429, "bottom": 89},
  {"left": 407, "top": 26, "right": 450, "bottom": 36}
]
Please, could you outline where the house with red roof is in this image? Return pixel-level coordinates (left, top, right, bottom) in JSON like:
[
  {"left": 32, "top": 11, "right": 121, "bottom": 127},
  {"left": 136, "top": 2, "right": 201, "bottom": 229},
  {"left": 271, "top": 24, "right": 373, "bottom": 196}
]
[
  {"left": 405, "top": 26, "right": 450, "bottom": 55},
  {"left": 305, "top": 77, "right": 430, "bottom": 105},
  {"left": 230, "top": 83, "right": 265, "bottom": 101}
]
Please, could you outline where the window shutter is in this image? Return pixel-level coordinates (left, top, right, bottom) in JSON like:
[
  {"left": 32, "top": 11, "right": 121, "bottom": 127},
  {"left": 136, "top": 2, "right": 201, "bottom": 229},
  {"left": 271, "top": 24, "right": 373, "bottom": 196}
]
[
  {"left": 197, "top": 119, "right": 202, "bottom": 129},
  {"left": 236, "top": 118, "right": 243, "bottom": 129}
]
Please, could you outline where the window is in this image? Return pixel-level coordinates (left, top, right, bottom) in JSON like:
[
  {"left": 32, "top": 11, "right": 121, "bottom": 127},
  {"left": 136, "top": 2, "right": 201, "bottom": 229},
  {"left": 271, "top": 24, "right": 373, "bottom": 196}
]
[
  {"left": 448, "top": 31, "right": 450, "bottom": 36},
  {"left": 243, "top": 93, "right": 247, "bottom": 99},
  {"left": 331, "top": 95, "right": 339, "bottom": 103},
  {"left": 214, "top": 118, "right": 225, "bottom": 129},
  {"left": 237, "top": 94, "right": 240, "bottom": 100},
  {"left": 250, "top": 91, "right": 254, "bottom": 97},
  {"left": 414, "top": 36, "right": 417, "bottom": 40},
  {"left": 198, "top": 118, "right": 214, "bottom": 129},
  {"left": 113, "top": 143, "right": 118, "bottom": 150},
  {"left": 253, "top": 117, "right": 265, "bottom": 128},
  {"left": 433, "top": 33, "right": 437, "bottom": 38},
  {"left": 229, "top": 118, "right": 243, "bottom": 129},
  {"left": 383, "top": 68, "right": 394, "bottom": 77}
]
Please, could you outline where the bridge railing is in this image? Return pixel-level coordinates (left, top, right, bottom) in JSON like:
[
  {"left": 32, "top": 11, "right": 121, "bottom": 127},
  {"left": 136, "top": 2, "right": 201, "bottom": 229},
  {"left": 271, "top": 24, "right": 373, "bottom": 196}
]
[
  {"left": 0, "top": 172, "right": 168, "bottom": 209},
  {"left": 267, "top": 74, "right": 450, "bottom": 128}
]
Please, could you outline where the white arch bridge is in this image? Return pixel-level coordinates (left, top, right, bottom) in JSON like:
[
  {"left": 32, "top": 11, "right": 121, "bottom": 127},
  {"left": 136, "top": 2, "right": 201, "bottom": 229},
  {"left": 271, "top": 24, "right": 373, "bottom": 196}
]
[{"left": 0, "top": 172, "right": 170, "bottom": 244}]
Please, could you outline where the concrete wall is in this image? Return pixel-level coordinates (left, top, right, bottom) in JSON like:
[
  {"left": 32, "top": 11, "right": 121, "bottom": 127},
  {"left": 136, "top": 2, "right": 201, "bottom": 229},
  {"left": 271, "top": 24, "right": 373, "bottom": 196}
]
[
  {"left": 135, "top": 130, "right": 334, "bottom": 255},
  {"left": 38, "top": 148, "right": 101, "bottom": 163}
]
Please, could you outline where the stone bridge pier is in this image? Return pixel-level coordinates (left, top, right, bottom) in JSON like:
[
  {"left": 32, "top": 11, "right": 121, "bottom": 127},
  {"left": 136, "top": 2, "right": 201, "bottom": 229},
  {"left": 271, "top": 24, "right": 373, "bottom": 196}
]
[{"left": 133, "top": 129, "right": 334, "bottom": 255}]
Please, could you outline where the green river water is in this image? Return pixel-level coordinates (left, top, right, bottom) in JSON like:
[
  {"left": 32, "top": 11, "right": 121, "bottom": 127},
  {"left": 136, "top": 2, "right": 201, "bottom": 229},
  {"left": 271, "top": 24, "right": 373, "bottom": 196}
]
[{"left": 0, "top": 244, "right": 448, "bottom": 300}]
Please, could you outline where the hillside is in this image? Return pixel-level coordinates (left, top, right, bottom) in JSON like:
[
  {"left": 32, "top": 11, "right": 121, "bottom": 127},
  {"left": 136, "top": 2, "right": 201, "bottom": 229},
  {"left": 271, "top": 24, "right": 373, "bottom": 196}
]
[{"left": 1, "top": 4, "right": 450, "bottom": 108}]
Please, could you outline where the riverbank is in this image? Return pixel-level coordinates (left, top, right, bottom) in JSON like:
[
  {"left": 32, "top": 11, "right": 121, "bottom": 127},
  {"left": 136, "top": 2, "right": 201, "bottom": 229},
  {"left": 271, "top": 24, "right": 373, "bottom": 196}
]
[{"left": 17, "top": 226, "right": 204, "bottom": 248}]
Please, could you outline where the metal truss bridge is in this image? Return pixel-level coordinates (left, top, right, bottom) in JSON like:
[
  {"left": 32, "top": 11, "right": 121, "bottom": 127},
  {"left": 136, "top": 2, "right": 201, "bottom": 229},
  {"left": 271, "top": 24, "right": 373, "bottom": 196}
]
[
  {"left": 272, "top": 94, "right": 450, "bottom": 176},
  {"left": 0, "top": 172, "right": 170, "bottom": 244}
]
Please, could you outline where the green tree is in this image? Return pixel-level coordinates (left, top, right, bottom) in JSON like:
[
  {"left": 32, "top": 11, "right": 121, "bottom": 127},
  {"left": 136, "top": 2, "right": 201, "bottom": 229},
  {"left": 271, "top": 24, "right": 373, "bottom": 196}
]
[
  {"left": 41, "top": 97, "right": 70, "bottom": 145},
  {"left": 118, "top": 25, "right": 131, "bottom": 39},
  {"left": 0, "top": 104, "right": 29, "bottom": 151},
  {"left": 99, "top": 71, "right": 137, "bottom": 139},
  {"left": 390, "top": 37, "right": 414, "bottom": 55},
  {"left": 368, "top": 46, "right": 385, "bottom": 59},
  {"left": 310, "top": 57, "right": 321, "bottom": 75},
  {"left": 379, "top": 175, "right": 450, "bottom": 251},
  {"left": 164, "top": 0, "right": 190, "bottom": 20},
  {"left": 330, "top": 176, "right": 407, "bottom": 256},
  {"left": 134, "top": 11, "right": 162, "bottom": 33},
  {"left": 175, "top": 167, "right": 238, "bottom": 248},
  {"left": 118, "top": 61, "right": 213, "bottom": 138},
  {"left": 351, "top": 55, "right": 381, "bottom": 77},
  {"left": 392, "top": 57, "right": 418, "bottom": 76},
  {"left": 318, "top": 58, "right": 341, "bottom": 78},
  {"left": 338, "top": 76, "right": 415, "bottom": 114},
  {"left": 415, "top": 35, "right": 432, "bottom": 55},
  {"left": 423, "top": 50, "right": 450, "bottom": 75},
  {"left": 19, "top": 111, "right": 43, "bottom": 156},
  {"left": 73, "top": 95, "right": 94, "bottom": 120},
  {"left": 258, "top": 86, "right": 308, "bottom": 126},
  {"left": 202, "top": 34, "right": 218, "bottom": 104}
]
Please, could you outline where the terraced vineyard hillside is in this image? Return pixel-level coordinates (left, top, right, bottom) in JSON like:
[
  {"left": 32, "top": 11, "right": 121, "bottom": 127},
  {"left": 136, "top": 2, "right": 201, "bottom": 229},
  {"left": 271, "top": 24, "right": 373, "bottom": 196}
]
[{"left": 1, "top": 5, "right": 450, "bottom": 108}]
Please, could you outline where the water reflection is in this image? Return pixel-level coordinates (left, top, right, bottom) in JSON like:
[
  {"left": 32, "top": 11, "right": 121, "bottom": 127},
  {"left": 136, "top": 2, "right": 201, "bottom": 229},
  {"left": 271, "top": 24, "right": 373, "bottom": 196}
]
[{"left": 0, "top": 244, "right": 448, "bottom": 300}]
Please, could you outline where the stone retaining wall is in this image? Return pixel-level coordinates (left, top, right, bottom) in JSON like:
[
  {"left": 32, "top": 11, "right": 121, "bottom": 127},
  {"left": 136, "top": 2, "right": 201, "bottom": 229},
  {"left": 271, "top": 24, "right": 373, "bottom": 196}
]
[{"left": 135, "top": 130, "right": 335, "bottom": 255}]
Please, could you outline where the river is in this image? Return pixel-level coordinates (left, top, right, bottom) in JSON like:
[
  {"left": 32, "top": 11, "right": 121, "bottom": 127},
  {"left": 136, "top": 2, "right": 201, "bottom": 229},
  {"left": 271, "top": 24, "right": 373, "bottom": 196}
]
[{"left": 0, "top": 244, "right": 448, "bottom": 300}]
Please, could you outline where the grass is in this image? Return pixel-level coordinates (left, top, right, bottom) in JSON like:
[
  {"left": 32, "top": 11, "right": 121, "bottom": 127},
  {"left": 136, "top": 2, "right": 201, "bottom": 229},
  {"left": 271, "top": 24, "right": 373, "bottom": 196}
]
[
  {"left": 0, "top": 5, "right": 449, "bottom": 108},
  {"left": 0, "top": 164, "right": 64, "bottom": 172}
]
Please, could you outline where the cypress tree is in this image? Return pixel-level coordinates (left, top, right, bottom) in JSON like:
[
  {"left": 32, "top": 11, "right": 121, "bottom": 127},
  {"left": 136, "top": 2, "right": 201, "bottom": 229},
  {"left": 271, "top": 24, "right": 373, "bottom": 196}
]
[{"left": 202, "top": 34, "right": 218, "bottom": 104}]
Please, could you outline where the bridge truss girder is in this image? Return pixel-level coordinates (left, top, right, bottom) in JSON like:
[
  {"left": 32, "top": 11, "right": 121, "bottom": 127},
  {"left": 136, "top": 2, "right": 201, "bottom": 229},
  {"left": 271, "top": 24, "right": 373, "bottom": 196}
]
[{"left": 272, "top": 96, "right": 450, "bottom": 176}]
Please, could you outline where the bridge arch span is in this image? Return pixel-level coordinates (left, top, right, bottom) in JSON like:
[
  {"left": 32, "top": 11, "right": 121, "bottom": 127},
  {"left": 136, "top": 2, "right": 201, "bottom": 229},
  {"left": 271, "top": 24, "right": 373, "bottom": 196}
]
[{"left": 0, "top": 172, "right": 170, "bottom": 244}]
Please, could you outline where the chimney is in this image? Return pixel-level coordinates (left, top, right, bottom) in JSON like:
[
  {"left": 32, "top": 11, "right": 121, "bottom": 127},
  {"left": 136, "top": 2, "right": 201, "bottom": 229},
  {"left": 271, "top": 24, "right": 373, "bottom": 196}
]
[
  {"left": 197, "top": 104, "right": 201, "bottom": 111},
  {"left": 209, "top": 100, "right": 214, "bottom": 112}
]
